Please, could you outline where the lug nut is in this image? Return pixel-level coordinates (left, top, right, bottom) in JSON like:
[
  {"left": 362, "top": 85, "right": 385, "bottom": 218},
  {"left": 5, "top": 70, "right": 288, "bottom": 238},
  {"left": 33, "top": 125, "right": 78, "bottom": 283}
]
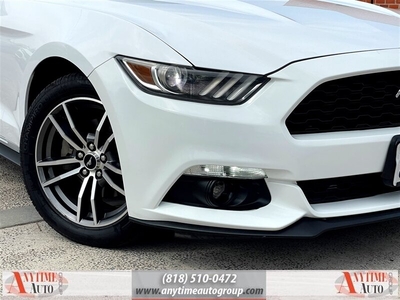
[
  {"left": 88, "top": 143, "right": 96, "bottom": 151},
  {"left": 96, "top": 170, "right": 102, "bottom": 179},
  {"left": 81, "top": 168, "right": 89, "bottom": 177},
  {"left": 76, "top": 151, "right": 84, "bottom": 160},
  {"left": 100, "top": 154, "right": 107, "bottom": 163}
]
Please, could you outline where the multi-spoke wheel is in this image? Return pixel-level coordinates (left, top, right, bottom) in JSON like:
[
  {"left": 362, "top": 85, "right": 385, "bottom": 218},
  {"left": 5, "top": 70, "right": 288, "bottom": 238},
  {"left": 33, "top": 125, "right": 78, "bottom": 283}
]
[{"left": 21, "top": 74, "right": 136, "bottom": 247}]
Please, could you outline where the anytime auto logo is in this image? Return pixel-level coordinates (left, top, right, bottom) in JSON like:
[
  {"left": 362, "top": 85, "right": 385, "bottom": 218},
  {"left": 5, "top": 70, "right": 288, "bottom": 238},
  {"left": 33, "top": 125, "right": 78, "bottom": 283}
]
[
  {"left": 4, "top": 271, "right": 68, "bottom": 298},
  {"left": 335, "top": 271, "right": 398, "bottom": 297}
]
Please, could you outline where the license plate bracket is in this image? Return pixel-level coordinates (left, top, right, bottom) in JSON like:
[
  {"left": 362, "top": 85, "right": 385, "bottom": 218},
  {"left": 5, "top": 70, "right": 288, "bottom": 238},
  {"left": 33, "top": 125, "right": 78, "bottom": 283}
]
[{"left": 382, "top": 135, "right": 400, "bottom": 188}]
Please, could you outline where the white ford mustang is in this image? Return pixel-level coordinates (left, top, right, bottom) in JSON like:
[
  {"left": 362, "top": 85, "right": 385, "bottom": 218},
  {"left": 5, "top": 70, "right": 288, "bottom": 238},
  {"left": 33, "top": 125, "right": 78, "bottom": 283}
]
[{"left": 0, "top": 0, "right": 399, "bottom": 247}]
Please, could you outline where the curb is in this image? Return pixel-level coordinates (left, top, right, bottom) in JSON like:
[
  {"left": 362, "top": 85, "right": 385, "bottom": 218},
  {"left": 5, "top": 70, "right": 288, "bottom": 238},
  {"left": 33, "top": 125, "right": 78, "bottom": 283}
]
[{"left": 0, "top": 205, "right": 42, "bottom": 229}]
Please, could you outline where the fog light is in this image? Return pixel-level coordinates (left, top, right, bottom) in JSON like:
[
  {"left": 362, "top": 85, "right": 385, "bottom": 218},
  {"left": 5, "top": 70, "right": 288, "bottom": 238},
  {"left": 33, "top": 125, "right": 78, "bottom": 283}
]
[
  {"left": 184, "top": 165, "right": 266, "bottom": 179},
  {"left": 205, "top": 180, "right": 233, "bottom": 207},
  {"left": 212, "top": 181, "right": 226, "bottom": 199}
]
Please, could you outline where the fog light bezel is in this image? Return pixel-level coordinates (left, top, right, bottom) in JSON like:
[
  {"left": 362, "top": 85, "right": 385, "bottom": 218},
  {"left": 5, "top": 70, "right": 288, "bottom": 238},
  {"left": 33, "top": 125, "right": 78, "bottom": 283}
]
[{"left": 163, "top": 175, "right": 271, "bottom": 211}]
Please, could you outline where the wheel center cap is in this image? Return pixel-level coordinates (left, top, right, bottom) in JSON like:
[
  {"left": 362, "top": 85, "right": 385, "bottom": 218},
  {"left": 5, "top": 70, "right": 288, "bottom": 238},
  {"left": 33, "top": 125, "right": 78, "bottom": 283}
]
[{"left": 84, "top": 154, "right": 99, "bottom": 170}]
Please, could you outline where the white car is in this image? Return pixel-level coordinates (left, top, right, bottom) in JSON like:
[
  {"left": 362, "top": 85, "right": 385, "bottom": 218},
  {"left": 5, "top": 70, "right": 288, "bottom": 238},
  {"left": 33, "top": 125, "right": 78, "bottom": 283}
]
[{"left": 1, "top": 0, "right": 399, "bottom": 247}]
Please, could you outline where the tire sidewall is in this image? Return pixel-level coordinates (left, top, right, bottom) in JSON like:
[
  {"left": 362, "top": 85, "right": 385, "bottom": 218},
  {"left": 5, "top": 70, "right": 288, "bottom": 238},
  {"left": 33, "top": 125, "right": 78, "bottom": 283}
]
[{"left": 21, "top": 74, "right": 135, "bottom": 248}]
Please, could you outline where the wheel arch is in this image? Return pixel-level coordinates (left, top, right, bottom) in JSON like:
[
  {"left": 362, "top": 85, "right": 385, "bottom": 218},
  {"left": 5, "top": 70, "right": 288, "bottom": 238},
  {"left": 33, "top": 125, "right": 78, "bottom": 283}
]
[
  {"left": 27, "top": 57, "right": 86, "bottom": 111},
  {"left": 24, "top": 42, "right": 101, "bottom": 114}
]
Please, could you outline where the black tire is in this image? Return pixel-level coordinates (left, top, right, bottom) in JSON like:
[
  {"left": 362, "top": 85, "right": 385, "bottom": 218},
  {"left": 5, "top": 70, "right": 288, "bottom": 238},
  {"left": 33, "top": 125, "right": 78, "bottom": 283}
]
[{"left": 21, "top": 73, "right": 137, "bottom": 247}]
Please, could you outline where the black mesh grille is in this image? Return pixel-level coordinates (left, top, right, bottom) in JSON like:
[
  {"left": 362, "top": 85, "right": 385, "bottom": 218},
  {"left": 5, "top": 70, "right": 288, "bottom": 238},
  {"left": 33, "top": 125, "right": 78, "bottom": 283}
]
[
  {"left": 286, "top": 71, "right": 400, "bottom": 134},
  {"left": 298, "top": 173, "right": 400, "bottom": 205}
]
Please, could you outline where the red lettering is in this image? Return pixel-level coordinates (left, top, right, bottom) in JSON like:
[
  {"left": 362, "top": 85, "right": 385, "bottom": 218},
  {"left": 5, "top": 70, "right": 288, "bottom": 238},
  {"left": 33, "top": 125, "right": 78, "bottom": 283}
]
[
  {"left": 8, "top": 272, "right": 27, "bottom": 294},
  {"left": 353, "top": 272, "right": 363, "bottom": 282},
  {"left": 338, "top": 272, "right": 357, "bottom": 294}
]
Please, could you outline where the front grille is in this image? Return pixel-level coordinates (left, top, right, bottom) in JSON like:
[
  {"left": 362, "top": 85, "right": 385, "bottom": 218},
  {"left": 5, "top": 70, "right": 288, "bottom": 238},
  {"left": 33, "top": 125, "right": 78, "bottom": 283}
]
[
  {"left": 286, "top": 71, "right": 400, "bottom": 134},
  {"left": 298, "top": 173, "right": 400, "bottom": 205}
]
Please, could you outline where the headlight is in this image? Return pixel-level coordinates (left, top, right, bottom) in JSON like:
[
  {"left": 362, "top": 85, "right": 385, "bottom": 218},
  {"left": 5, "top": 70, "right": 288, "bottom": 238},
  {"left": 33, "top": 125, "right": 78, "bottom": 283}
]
[{"left": 118, "top": 57, "right": 269, "bottom": 105}]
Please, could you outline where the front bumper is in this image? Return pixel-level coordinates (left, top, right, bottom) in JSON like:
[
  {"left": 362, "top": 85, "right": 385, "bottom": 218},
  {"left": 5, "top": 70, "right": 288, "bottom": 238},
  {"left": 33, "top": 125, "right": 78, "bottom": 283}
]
[
  {"left": 89, "top": 49, "right": 400, "bottom": 233},
  {"left": 130, "top": 208, "right": 400, "bottom": 238}
]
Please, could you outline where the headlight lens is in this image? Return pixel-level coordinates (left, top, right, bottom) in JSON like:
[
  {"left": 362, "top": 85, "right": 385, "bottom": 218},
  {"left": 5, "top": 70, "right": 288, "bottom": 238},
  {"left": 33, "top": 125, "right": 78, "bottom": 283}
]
[{"left": 118, "top": 57, "right": 268, "bottom": 105}]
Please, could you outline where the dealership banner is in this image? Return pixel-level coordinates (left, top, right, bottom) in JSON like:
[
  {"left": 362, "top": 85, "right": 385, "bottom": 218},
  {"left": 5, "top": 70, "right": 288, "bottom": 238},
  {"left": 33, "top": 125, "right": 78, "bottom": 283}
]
[
  {"left": 266, "top": 270, "right": 398, "bottom": 299},
  {"left": 2, "top": 270, "right": 399, "bottom": 299},
  {"left": 2, "top": 271, "right": 131, "bottom": 298},
  {"left": 131, "top": 270, "right": 265, "bottom": 300}
]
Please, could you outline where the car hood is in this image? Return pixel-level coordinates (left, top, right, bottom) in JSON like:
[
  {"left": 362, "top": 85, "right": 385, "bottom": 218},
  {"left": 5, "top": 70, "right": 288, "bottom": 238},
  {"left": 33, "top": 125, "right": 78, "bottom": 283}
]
[{"left": 82, "top": 0, "right": 400, "bottom": 74}]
